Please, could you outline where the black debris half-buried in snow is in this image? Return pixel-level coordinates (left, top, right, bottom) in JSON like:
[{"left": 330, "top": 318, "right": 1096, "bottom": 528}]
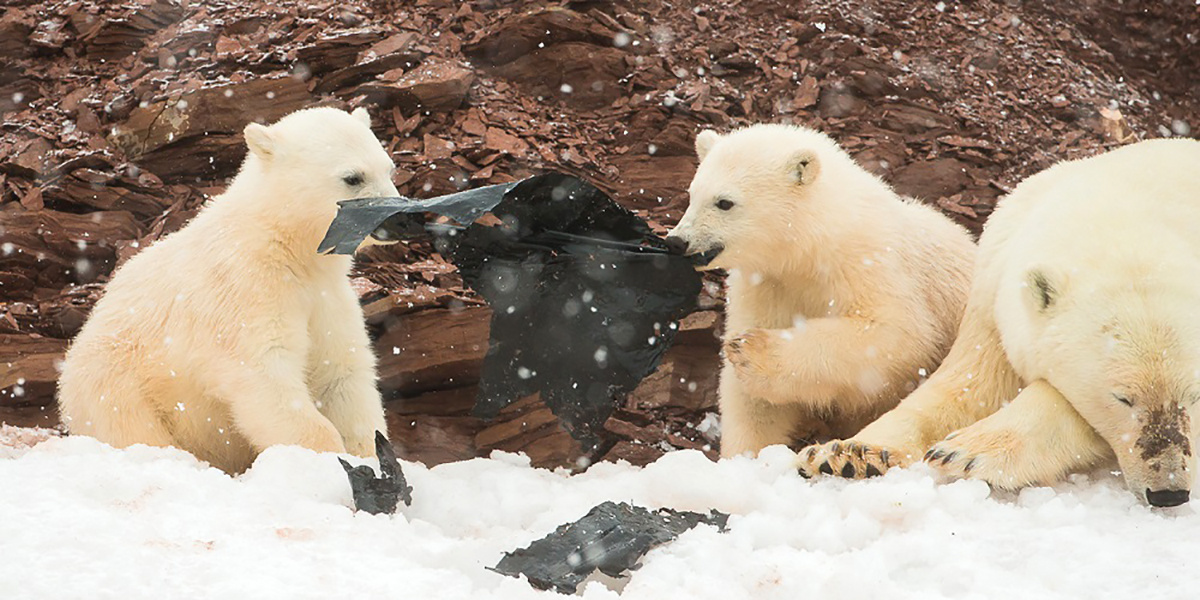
[
  {"left": 339, "top": 431, "right": 413, "bottom": 515},
  {"left": 320, "top": 173, "right": 704, "bottom": 450},
  {"left": 491, "top": 501, "right": 729, "bottom": 594}
]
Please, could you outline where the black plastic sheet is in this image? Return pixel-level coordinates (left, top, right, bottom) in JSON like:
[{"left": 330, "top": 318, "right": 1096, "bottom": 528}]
[
  {"left": 318, "top": 179, "right": 522, "bottom": 254},
  {"left": 339, "top": 431, "right": 413, "bottom": 515},
  {"left": 321, "top": 173, "right": 703, "bottom": 449},
  {"left": 491, "top": 501, "right": 729, "bottom": 594}
]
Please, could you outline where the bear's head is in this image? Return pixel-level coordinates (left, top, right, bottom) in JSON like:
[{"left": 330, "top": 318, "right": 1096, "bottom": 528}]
[
  {"left": 1019, "top": 269, "right": 1198, "bottom": 507},
  {"left": 239, "top": 107, "right": 399, "bottom": 227},
  {"left": 665, "top": 124, "right": 861, "bottom": 274}
]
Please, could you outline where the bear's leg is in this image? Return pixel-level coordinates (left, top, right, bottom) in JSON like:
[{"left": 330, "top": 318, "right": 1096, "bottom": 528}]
[
  {"left": 307, "top": 285, "right": 387, "bottom": 458},
  {"left": 924, "top": 379, "right": 1113, "bottom": 489},
  {"left": 796, "top": 290, "right": 1022, "bottom": 478},
  {"left": 220, "top": 354, "right": 347, "bottom": 455},
  {"left": 725, "top": 318, "right": 913, "bottom": 413},
  {"left": 311, "top": 368, "right": 386, "bottom": 458},
  {"left": 717, "top": 361, "right": 804, "bottom": 457},
  {"left": 59, "top": 359, "right": 176, "bottom": 450}
]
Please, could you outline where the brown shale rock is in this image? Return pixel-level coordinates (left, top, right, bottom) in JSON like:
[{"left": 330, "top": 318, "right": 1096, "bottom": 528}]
[
  {"left": 492, "top": 43, "right": 630, "bottom": 110},
  {"left": 313, "top": 48, "right": 423, "bottom": 96},
  {"left": 108, "top": 76, "right": 312, "bottom": 180},
  {"left": 44, "top": 166, "right": 168, "bottom": 217},
  {"left": 889, "top": 158, "right": 974, "bottom": 203},
  {"left": 464, "top": 7, "right": 618, "bottom": 67},
  {"left": 69, "top": 0, "right": 187, "bottom": 62},
  {"left": 373, "top": 307, "right": 490, "bottom": 396},
  {"left": 0, "top": 14, "right": 35, "bottom": 60},
  {"left": 296, "top": 29, "right": 387, "bottom": 76},
  {"left": 350, "top": 59, "right": 475, "bottom": 114},
  {"left": 0, "top": 208, "right": 142, "bottom": 293},
  {"left": 474, "top": 394, "right": 585, "bottom": 469},
  {"left": 0, "top": 334, "right": 66, "bottom": 428}
]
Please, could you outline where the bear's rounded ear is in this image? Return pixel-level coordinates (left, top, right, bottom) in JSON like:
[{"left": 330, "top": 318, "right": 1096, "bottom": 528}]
[
  {"left": 243, "top": 123, "right": 274, "bottom": 159},
  {"left": 791, "top": 149, "right": 821, "bottom": 185},
  {"left": 351, "top": 107, "right": 371, "bottom": 127},
  {"left": 695, "top": 130, "right": 721, "bottom": 161},
  {"left": 1025, "top": 268, "right": 1062, "bottom": 313}
]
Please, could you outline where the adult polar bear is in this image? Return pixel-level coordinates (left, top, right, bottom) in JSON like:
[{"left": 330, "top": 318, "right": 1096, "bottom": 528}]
[
  {"left": 59, "top": 107, "right": 394, "bottom": 474},
  {"left": 799, "top": 139, "right": 1200, "bottom": 507},
  {"left": 666, "top": 124, "right": 976, "bottom": 459}
]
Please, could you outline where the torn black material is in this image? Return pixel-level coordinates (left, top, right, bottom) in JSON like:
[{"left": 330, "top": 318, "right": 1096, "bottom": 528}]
[
  {"left": 321, "top": 173, "right": 704, "bottom": 449},
  {"left": 318, "top": 179, "right": 520, "bottom": 254},
  {"left": 339, "top": 431, "right": 413, "bottom": 515},
  {"left": 491, "top": 501, "right": 729, "bottom": 594}
]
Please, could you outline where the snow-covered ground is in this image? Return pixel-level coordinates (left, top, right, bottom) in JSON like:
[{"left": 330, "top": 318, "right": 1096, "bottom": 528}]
[{"left": 2, "top": 426, "right": 1196, "bottom": 600}]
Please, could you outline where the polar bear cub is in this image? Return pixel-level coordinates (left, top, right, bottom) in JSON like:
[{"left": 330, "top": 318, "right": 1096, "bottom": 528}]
[
  {"left": 798, "top": 139, "right": 1200, "bottom": 507},
  {"left": 666, "top": 124, "right": 976, "bottom": 459},
  {"left": 58, "top": 107, "right": 395, "bottom": 473}
]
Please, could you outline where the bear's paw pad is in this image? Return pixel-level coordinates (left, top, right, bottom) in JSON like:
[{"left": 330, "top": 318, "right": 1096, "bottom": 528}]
[
  {"left": 923, "top": 429, "right": 1019, "bottom": 488},
  {"left": 796, "top": 440, "right": 899, "bottom": 480},
  {"left": 924, "top": 443, "right": 980, "bottom": 479}
]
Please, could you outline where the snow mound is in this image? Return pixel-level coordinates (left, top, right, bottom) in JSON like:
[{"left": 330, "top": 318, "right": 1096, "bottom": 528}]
[
  {"left": 1, "top": 434, "right": 1196, "bottom": 599},
  {"left": 0, "top": 424, "right": 59, "bottom": 458}
]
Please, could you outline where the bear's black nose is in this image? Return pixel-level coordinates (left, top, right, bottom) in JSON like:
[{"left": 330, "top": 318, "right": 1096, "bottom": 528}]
[
  {"left": 663, "top": 235, "right": 690, "bottom": 255},
  {"left": 1146, "top": 488, "right": 1190, "bottom": 507}
]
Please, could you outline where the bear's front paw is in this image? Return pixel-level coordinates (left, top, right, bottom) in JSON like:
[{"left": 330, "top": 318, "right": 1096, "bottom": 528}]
[
  {"left": 924, "top": 428, "right": 1026, "bottom": 490},
  {"left": 345, "top": 435, "right": 378, "bottom": 459},
  {"left": 796, "top": 440, "right": 902, "bottom": 480},
  {"left": 724, "top": 329, "right": 777, "bottom": 382},
  {"left": 300, "top": 420, "right": 350, "bottom": 455}
]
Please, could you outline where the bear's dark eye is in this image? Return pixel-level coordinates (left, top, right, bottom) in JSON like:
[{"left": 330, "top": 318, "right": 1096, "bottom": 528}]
[
  {"left": 716, "top": 198, "right": 735, "bottom": 211},
  {"left": 342, "top": 173, "right": 364, "bottom": 187},
  {"left": 1114, "top": 394, "right": 1133, "bottom": 407}
]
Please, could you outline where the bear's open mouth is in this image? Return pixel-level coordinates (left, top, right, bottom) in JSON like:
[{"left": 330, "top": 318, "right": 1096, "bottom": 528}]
[{"left": 688, "top": 245, "right": 724, "bottom": 267}]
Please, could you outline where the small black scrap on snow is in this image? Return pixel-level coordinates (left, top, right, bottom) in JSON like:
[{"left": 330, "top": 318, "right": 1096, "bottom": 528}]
[
  {"left": 339, "top": 430, "right": 413, "bottom": 515},
  {"left": 490, "top": 500, "right": 729, "bottom": 594}
]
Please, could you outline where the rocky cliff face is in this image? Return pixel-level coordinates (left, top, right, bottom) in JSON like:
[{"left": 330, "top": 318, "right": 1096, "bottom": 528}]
[{"left": 2, "top": 0, "right": 1197, "bottom": 468}]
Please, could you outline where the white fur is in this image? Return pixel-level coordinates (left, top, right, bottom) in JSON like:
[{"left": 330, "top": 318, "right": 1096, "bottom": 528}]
[
  {"left": 58, "top": 107, "right": 397, "bottom": 473},
  {"left": 835, "top": 138, "right": 1200, "bottom": 503},
  {"left": 670, "top": 124, "right": 976, "bottom": 458}
]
